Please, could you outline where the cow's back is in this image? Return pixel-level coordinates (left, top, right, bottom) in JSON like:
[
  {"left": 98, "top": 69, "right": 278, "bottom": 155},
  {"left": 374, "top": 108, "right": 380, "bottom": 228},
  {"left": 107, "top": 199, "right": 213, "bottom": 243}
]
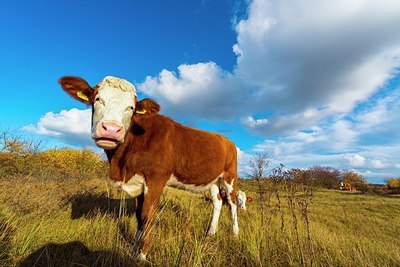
[{"left": 171, "top": 122, "right": 237, "bottom": 185}]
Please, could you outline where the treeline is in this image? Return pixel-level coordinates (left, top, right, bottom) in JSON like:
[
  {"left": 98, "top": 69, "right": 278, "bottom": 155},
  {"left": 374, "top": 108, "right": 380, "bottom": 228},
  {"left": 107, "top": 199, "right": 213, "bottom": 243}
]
[
  {"left": 252, "top": 162, "right": 400, "bottom": 194},
  {"left": 248, "top": 153, "right": 370, "bottom": 193},
  {"left": 289, "top": 166, "right": 368, "bottom": 193}
]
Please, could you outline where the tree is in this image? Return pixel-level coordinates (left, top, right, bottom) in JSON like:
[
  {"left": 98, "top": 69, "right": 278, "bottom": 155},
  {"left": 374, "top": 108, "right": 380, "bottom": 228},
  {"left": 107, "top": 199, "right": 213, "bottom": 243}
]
[
  {"left": 309, "top": 166, "right": 342, "bottom": 189},
  {"left": 248, "top": 152, "right": 273, "bottom": 179}
]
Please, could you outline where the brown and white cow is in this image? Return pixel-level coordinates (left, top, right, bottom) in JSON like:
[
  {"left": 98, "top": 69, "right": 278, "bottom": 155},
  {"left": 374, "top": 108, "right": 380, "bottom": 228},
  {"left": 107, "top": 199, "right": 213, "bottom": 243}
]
[
  {"left": 340, "top": 182, "right": 354, "bottom": 191},
  {"left": 59, "top": 76, "right": 239, "bottom": 260}
]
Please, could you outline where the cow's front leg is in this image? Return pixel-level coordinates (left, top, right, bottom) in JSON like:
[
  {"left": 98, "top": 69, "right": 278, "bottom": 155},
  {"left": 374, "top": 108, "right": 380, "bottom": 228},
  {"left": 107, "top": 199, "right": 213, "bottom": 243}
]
[
  {"left": 134, "top": 181, "right": 164, "bottom": 261},
  {"left": 133, "top": 194, "right": 144, "bottom": 258}
]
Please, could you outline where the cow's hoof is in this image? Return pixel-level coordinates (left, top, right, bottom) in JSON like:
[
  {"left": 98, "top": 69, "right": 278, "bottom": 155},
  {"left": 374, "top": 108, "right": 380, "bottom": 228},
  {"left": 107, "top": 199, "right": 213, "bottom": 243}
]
[
  {"left": 206, "top": 229, "right": 216, "bottom": 237},
  {"left": 137, "top": 252, "right": 147, "bottom": 261}
]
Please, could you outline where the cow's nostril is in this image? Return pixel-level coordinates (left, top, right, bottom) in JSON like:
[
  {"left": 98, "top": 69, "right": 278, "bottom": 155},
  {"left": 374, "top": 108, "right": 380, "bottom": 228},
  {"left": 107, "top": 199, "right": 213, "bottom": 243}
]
[{"left": 102, "top": 123, "right": 108, "bottom": 131}]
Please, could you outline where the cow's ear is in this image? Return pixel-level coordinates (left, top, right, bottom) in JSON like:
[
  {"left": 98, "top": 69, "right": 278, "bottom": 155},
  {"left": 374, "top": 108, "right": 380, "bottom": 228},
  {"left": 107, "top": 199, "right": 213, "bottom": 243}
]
[
  {"left": 246, "top": 197, "right": 253, "bottom": 203},
  {"left": 135, "top": 98, "right": 160, "bottom": 115},
  {"left": 58, "top": 76, "right": 94, "bottom": 105}
]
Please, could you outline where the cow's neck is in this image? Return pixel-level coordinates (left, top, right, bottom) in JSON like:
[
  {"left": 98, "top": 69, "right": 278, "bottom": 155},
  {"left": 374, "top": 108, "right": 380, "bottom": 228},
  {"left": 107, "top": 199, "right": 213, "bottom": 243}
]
[{"left": 104, "top": 118, "right": 147, "bottom": 182}]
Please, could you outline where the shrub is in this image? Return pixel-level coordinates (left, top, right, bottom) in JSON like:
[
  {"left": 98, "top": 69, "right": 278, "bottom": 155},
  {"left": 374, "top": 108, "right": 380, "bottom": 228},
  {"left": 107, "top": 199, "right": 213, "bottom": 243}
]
[
  {"left": 387, "top": 178, "right": 400, "bottom": 189},
  {"left": 386, "top": 177, "right": 400, "bottom": 194},
  {"left": 34, "top": 148, "right": 108, "bottom": 181},
  {"left": 1, "top": 129, "right": 108, "bottom": 181},
  {"left": 308, "top": 166, "right": 342, "bottom": 189}
]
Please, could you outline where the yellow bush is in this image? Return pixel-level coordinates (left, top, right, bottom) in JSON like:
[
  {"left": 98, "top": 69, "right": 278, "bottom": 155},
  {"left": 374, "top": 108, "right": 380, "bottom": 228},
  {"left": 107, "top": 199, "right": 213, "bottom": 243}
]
[
  {"left": 35, "top": 148, "right": 108, "bottom": 180},
  {"left": 386, "top": 178, "right": 400, "bottom": 189},
  {"left": 0, "top": 147, "right": 108, "bottom": 181}
]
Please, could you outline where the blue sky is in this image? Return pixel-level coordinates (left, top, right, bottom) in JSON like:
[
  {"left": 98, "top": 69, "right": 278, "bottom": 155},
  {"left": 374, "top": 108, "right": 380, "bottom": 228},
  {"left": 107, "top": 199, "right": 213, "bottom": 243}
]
[{"left": 1, "top": 0, "right": 400, "bottom": 183}]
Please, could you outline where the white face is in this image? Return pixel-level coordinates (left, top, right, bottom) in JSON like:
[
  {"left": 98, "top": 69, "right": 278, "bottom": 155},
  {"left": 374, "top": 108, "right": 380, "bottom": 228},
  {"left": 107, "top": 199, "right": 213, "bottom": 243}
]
[
  {"left": 237, "top": 191, "right": 247, "bottom": 210},
  {"left": 91, "top": 77, "right": 137, "bottom": 150}
]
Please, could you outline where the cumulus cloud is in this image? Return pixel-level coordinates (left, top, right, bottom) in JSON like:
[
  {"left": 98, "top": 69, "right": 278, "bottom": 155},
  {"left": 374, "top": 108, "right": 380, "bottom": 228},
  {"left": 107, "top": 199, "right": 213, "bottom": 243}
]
[
  {"left": 242, "top": 116, "right": 268, "bottom": 129},
  {"left": 233, "top": 0, "right": 400, "bottom": 135},
  {"left": 24, "top": 109, "right": 93, "bottom": 147},
  {"left": 139, "top": 62, "right": 247, "bottom": 120},
  {"left": 242, "top": 108, "right": 330, "bottom": 136},
  {"left": 345, "top": 155, "right": 366, "bottom": 168}
]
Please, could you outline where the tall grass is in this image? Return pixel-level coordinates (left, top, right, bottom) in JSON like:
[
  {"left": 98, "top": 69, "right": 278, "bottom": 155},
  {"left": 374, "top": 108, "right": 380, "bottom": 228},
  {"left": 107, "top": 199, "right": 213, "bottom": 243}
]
[{"left": 1, "top": 173, "right": 399, "bottom": 266}]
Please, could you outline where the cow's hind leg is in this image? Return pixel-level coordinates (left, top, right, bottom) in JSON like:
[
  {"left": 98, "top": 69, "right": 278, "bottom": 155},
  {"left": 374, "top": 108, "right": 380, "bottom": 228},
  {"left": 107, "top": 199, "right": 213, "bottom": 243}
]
[
  {"left": 223, "top": 174, "right": 239, "bottom": 237},
  {"left": 207, "top": 183, "right": 222, "bottom": 236}
]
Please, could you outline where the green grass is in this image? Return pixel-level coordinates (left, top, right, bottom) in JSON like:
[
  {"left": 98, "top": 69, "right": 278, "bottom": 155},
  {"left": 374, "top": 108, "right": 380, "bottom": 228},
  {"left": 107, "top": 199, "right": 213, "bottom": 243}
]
[{"left": 0, "top": 175, "right": 399, "bottom": 266}]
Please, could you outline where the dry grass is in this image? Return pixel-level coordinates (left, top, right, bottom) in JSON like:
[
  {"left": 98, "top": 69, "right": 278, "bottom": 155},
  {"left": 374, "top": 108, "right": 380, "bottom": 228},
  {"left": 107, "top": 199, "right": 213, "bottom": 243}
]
[{"left": 0, "top": 173, "right": 399, "bottom": 267}]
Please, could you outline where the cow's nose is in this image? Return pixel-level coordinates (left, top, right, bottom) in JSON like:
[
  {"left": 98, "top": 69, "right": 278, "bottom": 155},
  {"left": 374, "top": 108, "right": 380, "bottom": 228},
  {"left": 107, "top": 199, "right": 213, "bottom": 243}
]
[{"left": 99, "top": 122, "right": 124, "bottom": 140}]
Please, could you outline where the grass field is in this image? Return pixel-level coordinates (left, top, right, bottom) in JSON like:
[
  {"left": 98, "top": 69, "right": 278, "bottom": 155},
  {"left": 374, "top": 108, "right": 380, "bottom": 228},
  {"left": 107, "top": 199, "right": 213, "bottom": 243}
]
[{"left": 0, "top": 175, "right": 399, "bottom": 266}]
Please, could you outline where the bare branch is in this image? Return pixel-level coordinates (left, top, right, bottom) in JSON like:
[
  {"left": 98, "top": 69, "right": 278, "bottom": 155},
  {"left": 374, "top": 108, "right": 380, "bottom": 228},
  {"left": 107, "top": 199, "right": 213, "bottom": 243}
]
[{"left": 248, "top": 152, "right": 274, "bottom": 179}]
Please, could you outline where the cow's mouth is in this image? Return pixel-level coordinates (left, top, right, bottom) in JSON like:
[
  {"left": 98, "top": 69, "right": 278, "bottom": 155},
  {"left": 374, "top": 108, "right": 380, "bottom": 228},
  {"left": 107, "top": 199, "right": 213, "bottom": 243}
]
[{"left": 95, "top": 137, "right": 119, "bottom": 149}]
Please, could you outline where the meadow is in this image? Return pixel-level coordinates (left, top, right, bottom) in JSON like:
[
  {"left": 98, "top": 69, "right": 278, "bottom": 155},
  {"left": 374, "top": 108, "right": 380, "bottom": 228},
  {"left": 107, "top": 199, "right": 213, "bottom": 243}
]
[{"left": 0, "top": 172, "right": 399, "bottom": 266}]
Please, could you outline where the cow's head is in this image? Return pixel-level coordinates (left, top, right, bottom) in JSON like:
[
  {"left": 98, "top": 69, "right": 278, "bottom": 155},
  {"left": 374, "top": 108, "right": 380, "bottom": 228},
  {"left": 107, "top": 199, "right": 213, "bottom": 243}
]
[
  {"left": 59, "top": 76, "right": 160, "bottom": 150},
  {"left": 237, "top": 190, "right": 253, "bottom": 211}
]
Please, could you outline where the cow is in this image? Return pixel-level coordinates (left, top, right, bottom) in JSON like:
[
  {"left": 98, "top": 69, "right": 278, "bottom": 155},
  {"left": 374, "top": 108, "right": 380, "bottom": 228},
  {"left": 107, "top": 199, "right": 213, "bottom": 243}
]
[
  {"left": 59, "top": 76, "right": 240, "bottom": 260},
  {"left": 340, "top": 182, "right": 354, "bottom": 191}
]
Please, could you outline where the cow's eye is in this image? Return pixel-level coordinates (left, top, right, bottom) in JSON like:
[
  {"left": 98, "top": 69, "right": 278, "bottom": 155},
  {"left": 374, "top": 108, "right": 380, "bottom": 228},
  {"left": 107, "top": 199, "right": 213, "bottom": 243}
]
[
  {"left": 126, "top": 106, "right": 134, "bottom": 112},
  {"left": 94, "top": 97, "right": 105, "bottom": 105}
]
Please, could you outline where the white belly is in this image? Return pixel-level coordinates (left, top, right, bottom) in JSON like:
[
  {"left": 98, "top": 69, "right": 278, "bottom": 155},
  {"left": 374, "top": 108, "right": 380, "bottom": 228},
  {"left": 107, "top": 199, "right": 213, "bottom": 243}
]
[
  {"left": 166, "top": 174, "right": 222, "bottom": 192},
  {"left": 113, "top": 174, "right": 148, "bottom": 197}
]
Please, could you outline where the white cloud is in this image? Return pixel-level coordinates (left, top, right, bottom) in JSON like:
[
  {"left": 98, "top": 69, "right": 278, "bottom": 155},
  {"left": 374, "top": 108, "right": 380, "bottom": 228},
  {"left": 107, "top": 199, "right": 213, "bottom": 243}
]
[
  {"left": 24, "top": 109, "right": 93, "bottom": 147},
  {"left": 243, "top": 108, "right": 329, "bottom": 136},
  {"left": 242, "top": 116, "right": 268, "bottom": 129},
  {"left": 233, "top": 0, "right": 400, "bottom": 135},
  {"left": 236, "top": 146, "right": 253, "bottom": 177},
  {"left": 345, "top": 154, "right": 366, "bottom": 168},
  {"left": 370, "top": 159, "right": 386, "bottom": 169},
  {"left": 139, "top": 62, "right": 247, "bottom": 120}
]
